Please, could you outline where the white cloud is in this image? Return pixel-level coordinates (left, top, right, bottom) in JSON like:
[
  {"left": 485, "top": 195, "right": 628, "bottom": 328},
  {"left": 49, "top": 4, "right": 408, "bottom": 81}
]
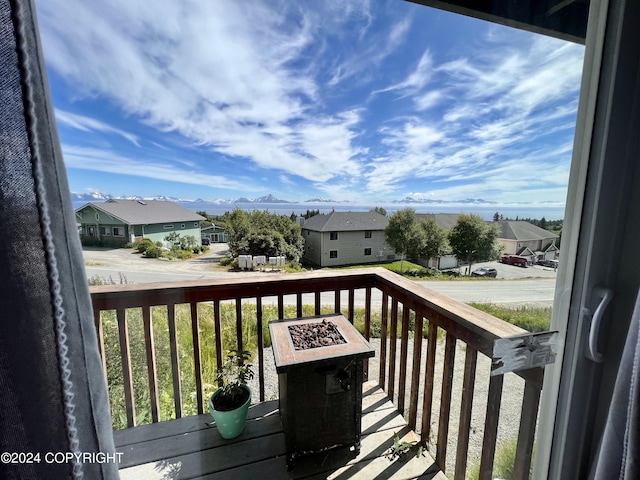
[
  {"left": 62, "top": 145, "right": 248, "bottom": 191},
  {"left": 37, "top": 1, "right": 367, "bottom": 184},
  {"left": 55, "top": 109, "right": 140, "bottom": 146}
]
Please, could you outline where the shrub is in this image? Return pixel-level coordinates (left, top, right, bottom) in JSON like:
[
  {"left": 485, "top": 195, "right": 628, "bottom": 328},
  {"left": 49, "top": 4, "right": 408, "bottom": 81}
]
[
  {"left": 175, "top": 250, "right": 193, "bottom": 260},
  {"left": 144, "top": 245, "right": 163, "bottom": 258},
  {"left": 220, "top": 256, "right": 232, "bottom": 266},
  {"left": 136, "top": 238, "right": 155, "bottom": 253}
]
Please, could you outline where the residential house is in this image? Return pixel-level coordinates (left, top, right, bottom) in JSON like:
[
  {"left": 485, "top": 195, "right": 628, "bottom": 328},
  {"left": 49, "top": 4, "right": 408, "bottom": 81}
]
[
  {"left": 200, "top": 224, "right": 228, "bottom": 243},
  {"left": 301, "top": 211, "right": 395, "bottom": 267},
  {"left": 494, "top": 220, "right": 559, "bottom": 263},
  {"left": 415, "top": 213, "right": 461, "bottom": 269},
  {"left": 75, "top": 199, "right": 205, "bottom": 246}
]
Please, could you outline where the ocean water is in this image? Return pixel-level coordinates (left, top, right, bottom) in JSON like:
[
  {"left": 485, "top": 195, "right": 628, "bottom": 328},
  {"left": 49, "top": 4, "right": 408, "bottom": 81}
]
[{"left": 71, "top": 200, "right": 565, "bottom": 221}]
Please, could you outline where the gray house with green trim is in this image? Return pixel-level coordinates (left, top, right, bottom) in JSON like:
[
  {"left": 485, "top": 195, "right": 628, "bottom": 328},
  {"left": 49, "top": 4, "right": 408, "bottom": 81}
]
[
  {"left": 301, "top": 211, "right": 395, "bottom": 267},
  {"left": 75, "top": 199, "right": 205, "bottom": 247}
]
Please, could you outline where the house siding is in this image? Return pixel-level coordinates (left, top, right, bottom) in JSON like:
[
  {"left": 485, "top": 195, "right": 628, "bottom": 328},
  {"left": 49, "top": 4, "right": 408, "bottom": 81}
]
[
  {"left": 303, "top": 230, "right": 323, "bottom": 266},
  {"left": 305, "top": 230, "right": 393, "bottom": 267},
  {"left": 141, "top": 222, "right": 201, "bottom": 245},
  {"left": 76, "top": 204, "right": 202, "bottom": 246}
]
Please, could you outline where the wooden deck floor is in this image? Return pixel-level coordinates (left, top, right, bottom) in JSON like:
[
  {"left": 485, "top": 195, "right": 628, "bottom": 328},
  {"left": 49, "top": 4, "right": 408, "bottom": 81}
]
[{"left": 114, "top": 382, "right": 447, "bottom": 480}]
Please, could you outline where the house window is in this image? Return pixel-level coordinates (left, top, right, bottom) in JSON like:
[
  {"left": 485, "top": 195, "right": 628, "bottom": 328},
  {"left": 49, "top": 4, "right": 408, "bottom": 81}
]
[
  {"left": 330, "top": 232, "right": 338, "bottom": 240},
  {"left": 112, "top": 227, "right": 124, "bottom": 237},
  {"left": 365, "top": 230, "right": 372, "bottom": 238},
  {"left": 364, "top": 248, "right": 372, "bottom": 256},
  {"left": 329, "top": 250, "right": 338, "bottom": 259},
  {"left": 95, "top": 212, "right": 99, "bottom": 221},
  {"left": 99, "top": 226, "right": 111, "bottom": 236},
  {"left": 164, "top": 224, "right": 174, "bottom": 229}
]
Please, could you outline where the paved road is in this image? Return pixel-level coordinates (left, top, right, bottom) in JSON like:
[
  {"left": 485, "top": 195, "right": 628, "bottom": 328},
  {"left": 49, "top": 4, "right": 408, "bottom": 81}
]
[{"left": 86, "top": 265, "right": 556, "bottom": 307}]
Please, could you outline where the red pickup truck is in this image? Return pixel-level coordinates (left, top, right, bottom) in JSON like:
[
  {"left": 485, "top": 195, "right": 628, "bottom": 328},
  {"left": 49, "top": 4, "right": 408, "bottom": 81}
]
[{"left": 501, "top": 254, "right": 529, "bottom": 267}]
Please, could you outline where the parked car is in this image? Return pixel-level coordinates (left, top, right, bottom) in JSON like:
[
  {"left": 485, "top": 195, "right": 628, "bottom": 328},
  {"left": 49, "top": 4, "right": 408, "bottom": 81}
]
[
  {"left": 538, "top": 259, "right": 559, "bottom": 268},
  {"left": 201, "top": 238, "right": 210, "bottom": 245},
  {"left": 501, "top": 254, "right": 529, "bottom": 267},
  {"left": 471, "top": 267, "right": 497, "bottom": 278}
]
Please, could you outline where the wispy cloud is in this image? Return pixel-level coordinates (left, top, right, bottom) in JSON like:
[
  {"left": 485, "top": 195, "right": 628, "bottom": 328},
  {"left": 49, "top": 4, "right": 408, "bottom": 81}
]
[
  {"left": 37, "top": 1, "right": 368, "bottom": 184},
  {"left": 62, "top": 145, "right": 247, "bottom": 191},
  {"left": 55, "top": 109, "right": 140, "bottom": 146},
  {"left": 37, "top": 0, "right": 585, "bottom": 207}
]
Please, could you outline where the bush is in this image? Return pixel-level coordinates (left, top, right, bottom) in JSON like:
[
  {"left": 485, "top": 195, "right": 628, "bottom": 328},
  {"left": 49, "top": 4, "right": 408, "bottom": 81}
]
[
  {"left": 144, "top": 245, "right": 163, "bottom": 258},
  {"left": 220, "top": 256, "right": 232, "bottom": 266},
  {"left": 136, "top": 238, "right": 155, "bottom": 253},
  {"left": 174, "top": 250, "right": 193, "bottom": 260}
]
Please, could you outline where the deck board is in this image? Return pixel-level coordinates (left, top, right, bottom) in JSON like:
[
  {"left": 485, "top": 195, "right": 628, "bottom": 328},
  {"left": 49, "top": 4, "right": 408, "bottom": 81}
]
[{"left": 117, "top": 382, "right": 444, "bottom": 480}]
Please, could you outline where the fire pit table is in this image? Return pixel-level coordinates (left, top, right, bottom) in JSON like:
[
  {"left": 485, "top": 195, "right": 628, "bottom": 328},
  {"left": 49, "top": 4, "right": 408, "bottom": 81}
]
[{"left": 269, "top": 314, "right": 375, "bottom": 468}]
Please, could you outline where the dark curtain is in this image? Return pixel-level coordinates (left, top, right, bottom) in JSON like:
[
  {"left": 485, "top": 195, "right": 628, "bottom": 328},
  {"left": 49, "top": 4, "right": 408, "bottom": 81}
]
[
  {"left": 590, "top": 289, "right": 640, "bottom": 479},
  {"left": 0, "top": 0, "right": 118, "bottom": 478}
]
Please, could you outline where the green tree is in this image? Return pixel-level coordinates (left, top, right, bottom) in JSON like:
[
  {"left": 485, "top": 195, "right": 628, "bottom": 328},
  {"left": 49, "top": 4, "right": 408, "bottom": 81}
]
[
  {"left": 371, "top": 206, "right": 387, "bottom": 216},
  {"left": 223, "top": 209, "right": 303, "bottom": 261},
  {"left": 417, "top": 218, "right": 448, "bottom": 265},
  {"left": 448, "top": 214, "right": 501, "bottom": 274},
  {"left": 385, "top": 208, "right": 423, "bottom": 272}
]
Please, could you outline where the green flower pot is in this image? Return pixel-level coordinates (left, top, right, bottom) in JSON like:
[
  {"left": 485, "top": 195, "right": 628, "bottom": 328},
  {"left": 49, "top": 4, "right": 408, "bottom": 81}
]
[{"left": 208, "top": 385, "right": 252, "bottom": 439}]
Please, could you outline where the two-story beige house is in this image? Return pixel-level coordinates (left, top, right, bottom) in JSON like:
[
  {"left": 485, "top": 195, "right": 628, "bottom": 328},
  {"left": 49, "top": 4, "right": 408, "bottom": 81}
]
[
  {"left": 301, "top": 211, "right": 395, "bottom": 267},
  {"left": 494, "top": 220, "right": 559, "bottom": 263}
]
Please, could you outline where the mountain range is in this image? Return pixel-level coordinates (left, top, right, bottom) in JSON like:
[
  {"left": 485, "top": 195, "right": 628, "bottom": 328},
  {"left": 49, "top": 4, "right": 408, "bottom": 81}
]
[{"left": 70, "top": 191, "right": 497, "bottom": 206}]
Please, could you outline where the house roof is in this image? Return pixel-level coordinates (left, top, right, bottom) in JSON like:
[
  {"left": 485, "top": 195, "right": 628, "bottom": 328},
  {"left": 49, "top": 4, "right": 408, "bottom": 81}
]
[
  {"left": 302, "top": 211, "right": 388, "bottom": 232},
  {"left": 495, "top": 221, "right": 559, "bottom": 241},
  {"left": 77, "top": 199, "right": 205, "bottom": 225},
  {"left": 415, "top": 213, "right": 462, "bottom": 230}
]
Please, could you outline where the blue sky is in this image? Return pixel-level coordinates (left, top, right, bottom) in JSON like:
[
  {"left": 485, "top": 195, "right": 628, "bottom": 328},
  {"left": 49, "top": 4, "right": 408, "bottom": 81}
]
[{"left": 35, "top": 0, "right": 584, "bottom": 208}]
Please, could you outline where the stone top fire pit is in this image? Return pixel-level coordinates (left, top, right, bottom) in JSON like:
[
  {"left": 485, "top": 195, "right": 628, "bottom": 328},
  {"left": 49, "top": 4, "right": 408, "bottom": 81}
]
[{"left": 269, "top": 314, "right": 374, "bottom": 373}]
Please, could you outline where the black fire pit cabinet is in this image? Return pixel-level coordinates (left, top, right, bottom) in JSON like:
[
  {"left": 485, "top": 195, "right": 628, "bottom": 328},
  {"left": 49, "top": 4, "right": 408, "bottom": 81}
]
[{"left": 269, "top": 314, "right": 375, "bottom": 468}]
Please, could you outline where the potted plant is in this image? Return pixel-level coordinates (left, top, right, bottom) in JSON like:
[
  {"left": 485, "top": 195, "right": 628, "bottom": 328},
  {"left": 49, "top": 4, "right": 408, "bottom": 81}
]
[{"left": 208, "top": 349, "right": 255, "bottom": 439}]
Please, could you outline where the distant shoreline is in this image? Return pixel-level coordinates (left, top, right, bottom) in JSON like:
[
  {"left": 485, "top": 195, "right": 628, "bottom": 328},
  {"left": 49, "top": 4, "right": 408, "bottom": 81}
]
[{"left": 71, "top": 200, "right": 565, "bottom": 221}]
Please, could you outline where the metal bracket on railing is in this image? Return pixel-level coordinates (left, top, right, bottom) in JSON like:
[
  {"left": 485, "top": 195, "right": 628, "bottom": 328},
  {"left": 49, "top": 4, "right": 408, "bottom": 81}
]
[
  {"left": 584, "top": 286, "right": 613, "bottom": 363},
  {"left": 491, "top": 331, "right": 559, "bottom": 376}
]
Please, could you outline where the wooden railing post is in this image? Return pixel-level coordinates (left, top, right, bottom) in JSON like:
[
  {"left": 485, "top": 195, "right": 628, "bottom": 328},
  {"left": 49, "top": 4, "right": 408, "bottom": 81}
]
[
  {"left": 167, "top": 303, "right": 182, "bottom": 419},
  {"left": 116, "top": 308, "right": 136, "bottom": 428},
  {"left": 479, "top": 374, "right": 505, "bottom": 480},
  {"left": 513, "top": 379, "right": 542, "bottom": 480},
  {"left": 397, "top": 305, "right": 410, "bottom": 414},
  {"left": 142, "top": 306, "right": 160, "bottom": 422},
  {"left": 436, "top": 332, "right": 457, "bottom": 472},
  {"left": 455, "top": 347, "right": 478, "bottom": 480},
  {"left": 190, "top": 303, "right": 204, "bottom": 415}
]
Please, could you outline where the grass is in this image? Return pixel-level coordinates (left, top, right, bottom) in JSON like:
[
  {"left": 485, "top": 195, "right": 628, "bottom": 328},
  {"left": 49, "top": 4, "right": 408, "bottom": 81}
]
[
  {"left": 325, "top": 260, "right": 445, "bottom": 279},
  {"left": 467, "top": 436, "right": 532, "bottom": 480},
  {"left": 469, "top": 303, "right": 552, "bottom": 332}
]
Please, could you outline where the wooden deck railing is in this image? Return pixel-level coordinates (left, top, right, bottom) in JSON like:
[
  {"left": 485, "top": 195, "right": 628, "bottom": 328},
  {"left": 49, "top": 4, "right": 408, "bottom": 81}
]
[{"left": 91, "top": 267, "right": 542, "bottom": 480}]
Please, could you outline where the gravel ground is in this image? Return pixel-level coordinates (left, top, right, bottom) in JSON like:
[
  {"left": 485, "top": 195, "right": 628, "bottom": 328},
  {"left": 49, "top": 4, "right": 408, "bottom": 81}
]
[{"left": 248, "top": 336, "right": 526, "bottom": 477}]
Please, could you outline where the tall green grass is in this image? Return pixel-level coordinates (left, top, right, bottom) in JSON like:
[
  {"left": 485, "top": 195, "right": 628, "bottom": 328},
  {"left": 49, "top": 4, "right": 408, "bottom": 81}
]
[
  {"left": 468, "top": 303, "right": 552, "bottom": 332},
  {"left": 102, "top": 302, "right": 443, "bottom": 429}
]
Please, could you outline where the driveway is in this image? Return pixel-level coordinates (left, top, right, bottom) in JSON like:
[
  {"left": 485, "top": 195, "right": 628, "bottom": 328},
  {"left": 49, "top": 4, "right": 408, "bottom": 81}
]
[
  {"left": 460, "top": 260, "right": 558, "bottom": 280},
  {"left": 83, "top": 244, "right": 231, "bottom": 274}
]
